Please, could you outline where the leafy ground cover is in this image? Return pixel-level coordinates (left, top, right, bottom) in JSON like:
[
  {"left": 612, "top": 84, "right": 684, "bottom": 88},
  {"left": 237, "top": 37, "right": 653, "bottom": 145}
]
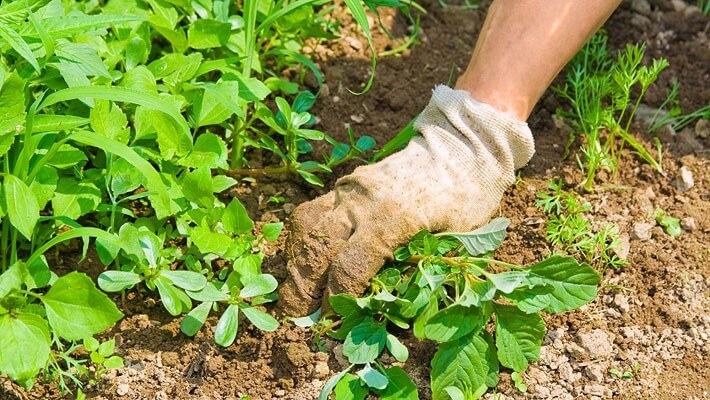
[{"left": 1, "top": 0, "right": 709, "bottom": 399}]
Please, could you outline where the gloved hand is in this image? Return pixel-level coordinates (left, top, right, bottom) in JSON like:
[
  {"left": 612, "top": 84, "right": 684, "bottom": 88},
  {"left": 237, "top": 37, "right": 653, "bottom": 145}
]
[{"left": 278, "top": 85, "right": 535, "bottom": 316}]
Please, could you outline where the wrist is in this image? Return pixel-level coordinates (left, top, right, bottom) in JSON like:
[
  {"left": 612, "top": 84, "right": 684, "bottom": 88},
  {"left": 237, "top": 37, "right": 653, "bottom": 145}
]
[{"left": 454, "top": 74, "right": 533, "bottom": 121}]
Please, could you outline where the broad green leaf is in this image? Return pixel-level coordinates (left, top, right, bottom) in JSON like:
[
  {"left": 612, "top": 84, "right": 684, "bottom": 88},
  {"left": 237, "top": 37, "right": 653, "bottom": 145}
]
[
  {"left": 90, "top": 100, "right": 129, "bottom": 143},
  {"left": 231, "top": 254, "right": 263, "bottom": 286},
  {"left": 155, "top": 276, "right": 185, "bottom": 316},
  {"left": 110, "top": 157, "right": 144, "bottom": 196},
  {"left": 98, "top": 271, "right": 142, "bottom": 292},
  {"left": 98, "top": 339, "right": 115, "bottom": 357},
  {"left": 240, "top": 304, "right": 279, "bottom": 331},
  {"left": 34, "top": 15, "right": 144, "bottom": 38},
  {"left": 262, "top": 222, "right": 283, "bottom": 242},
  {"left": 161, "top": 270, "right": 207, "bottom": 292},
  {"left": 103, "top": 356, "right": 124, "bottom": 369},
  {"left": 240, "top": 274, "right": 278, "bottom": 298},
  {"left": 486, "top": 271, "right": 531, "bottom": 294},
  {"left": 516, "top": 256, "right": 600, "bottom": 313},
  {"left": 46, "top": 144, "right": 87, "bottom": 169},
  {"left": 343, "top": 319, "right": 387, "bottom": 364},
  {"left": 0, "top": 262, "right": 24, "bottom": 298},
  {"left": 222, "top": 198, "right": 253, "bottom": 235},
  {"left": 0, "top": 72, "right": 26, "bottom": 150},
  {"left": 186, "top": 282, "right": 230, "bottom": 302},
  {"left": 135, "top": 106, "right": 192, "bottom": 158},
  {"left": 26, "top": 256, "right": 51, "bottom": 290},
  {"left": 0, "top": 24, "right": 40, "bottom": 71},
  {"left": 28, "top": 166, "right": 57, "bottom": 209},
  {"left": 329, "top": 294, "right": 363, "bottom": 316},
  {"left": 381, "top": 366, "right": 418, "bottom": 400},
  {"left": 355, "top": 136, "right": 376, "bottom": 151},
  {"left": 180, "top": 132, "right": 228, "bottom": 169},
  {"left": 0, "top": 313, "right": 51, "bottom": 390},
  {"left": 3, "top": 174, "right": 39, "bottom": 240},
  {"left": 356, "top": 363, "right": 387, "bottom": 390},
  {"left": 41, "top": 272, "right": 123, "bottom": 340},
  {"left": 318, "top": 367, "right": 351, "bottom": 400},
  {"left": 494, "top": 304, "right": 545, "bottom": 372},
  {"left": 423, "top": 304, "right": 488, "bottom": 342},
  {"left": 431, "top": 334, "right": 489, "bottom": 400},
  {"left": 191, "top": 226, "right": 232, "bottom": 256},
  {"left": 190, "top": 81, "right": 243, "bottom": 127},
  {"left": 39, "top": 86, "right": 190, "bottom": 140},
  {"left": 214, "top": 304, "right": 239, "bottom": 347},
  {"left": 181, "top": 301, "right": 212, "bottom": 337},
  {"left": 213, "top": 175, "right": 237, "bottom": 193},
  {"left": 437, "top": 218, "right": 509, "bottom": 256},
  {"left": 32, "top": 115, "right": 89, "bottom": 133},
  {"left": 292, "top": 309, "right": 321, "bottom": 328},
  {"left": 187, "top": 18, "right": 231, "bottom": 49},
  {"left": 386, "top": 333, "right": 409, "bottom": 362},
  {"left": 481, "top": 331, "right": 499, "bottom": 388},
  {"left": 333, "top": 373, "right": 368, "bottom": 400},
  {"left": 182, "top": 167, "right": 214, "bottom": 208},
  {"left": 51, "top": 178, "right": 100, "bottom": 219},
  {"left": 54, "top": 41, "right": 111, "bottom": 78}
]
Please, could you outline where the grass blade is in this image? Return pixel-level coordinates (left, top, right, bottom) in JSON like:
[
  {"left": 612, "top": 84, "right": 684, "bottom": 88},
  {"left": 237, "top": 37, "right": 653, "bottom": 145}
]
[
  {"left": 0, "top": 24, "right": 40, "bottom": 71},
  {"left": 343, "top": 0, "right": 376, "bottom": 94}
]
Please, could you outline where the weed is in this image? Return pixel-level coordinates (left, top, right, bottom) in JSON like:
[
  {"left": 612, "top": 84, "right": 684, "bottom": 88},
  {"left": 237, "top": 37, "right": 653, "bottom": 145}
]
[
  {"left": 648, "top": 81, "right": 710, "bottom": 134},
  {"left": 536, "top": 179, "right": 627, "bottom": 271},
  {"left": 554, "top": 31, "right": 669, "bottom": 191},
  {"left": 652, "top": 207, "right": 681, "bottom": 237},
  {"left": 308, "top": 218, "right": 601, "bottom": 399}
]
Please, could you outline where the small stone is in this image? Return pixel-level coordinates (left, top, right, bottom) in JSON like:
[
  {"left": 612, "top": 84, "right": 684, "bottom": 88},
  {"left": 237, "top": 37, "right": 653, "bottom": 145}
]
[
  {"left": 578, "top": 329, "right": 614, "bottom": 359},
  {"left": 584, "top": 384, "right": 612, "bottom": 397},
  {"left": 585, "top": 365, "right": 606, "bottom": 382},
  {"left": 332, "top": 96, "right": 340, "bottom": 103},
  {"left": 283, "top": 203, "right": 296, "bottom": 215},
  {"left": 630, "top": 14, "right": 651, "bottom": 28},
  {"left": 533, "top": 386, "right": 551, "bottom": 398},
  {"left": 630, "top": 222, "right": 654, "bottom": 241},
  {"left": 612, "top": 293, "right": 630, "bottom": 314},
  {"left": 154, "top": 391, "right": 168, "bottom": 400},
  {"left": 631, "top": 0, "right": 652, "bottom": 15},
  {"left": 116, "top": 384, "right": 130, "bottom": 396},
  {"left": 565, "top": 342, "right": 585, "bottom": 359},
  {"left": 696, "top": 119, "right": 710, "bottom": 138},
  {"left": 684, "top": 5, "right": 701, "bottom": 15},
  {"left": 313, "top": 361, "right": 330, "bottom": 379},
  {"left": 671, "top": 0, "right": 687, "bottom": 12},
  {"left": 332, "top": 344, "right": 348, "bottom": 368},
  {"left": 350, "top": 114, "right": 365, "bottom": 123},
  {"left": 612, "top": 234, "right": 630, "bottom": 260},
  {"left": 274, "top": 390, "right": 286, "bottom": 397},
  {"left": 680, "top": 217, "right": 696, "bottom": 232},
  {"left": 673, "top": 166, "right": 694, "bottom": 192},
  {"left": 345, "top": 36, "right": 363, "bottom": 50}
]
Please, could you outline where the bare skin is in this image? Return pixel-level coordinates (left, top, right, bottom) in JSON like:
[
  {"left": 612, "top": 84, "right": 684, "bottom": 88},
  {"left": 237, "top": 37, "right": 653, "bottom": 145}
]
[
  {"left": 279, "top": 0, "right": 623, "bottom": 315},
  {"left": 456, "top": 0, "right": 622, "bottom": 121}
]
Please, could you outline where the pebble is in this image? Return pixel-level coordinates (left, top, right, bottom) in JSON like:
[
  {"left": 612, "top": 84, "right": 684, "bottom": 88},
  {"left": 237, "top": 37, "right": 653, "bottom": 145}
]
[
  {"left": 630, "top": 222, "right": 654, "bottom": 241},
  {"left": 630, "top": 14, "right": 651, "bottom": 29},
  {"left": 671, "top": 0, "right": 687, "bottom": 12},
  {"left": 273, "top": 389, "right": 286, "bottom": 397},
  {"left": 584, "top": 384, "right": 612, "bottom": 397},
  {"left": 578, "top": 329, "right": 614, "bottom": 359},
  {"left": 350, "top": 114, "right": 365, "bottom": 123},
  {"left": 631, "top": 0, "right": 652, "bottom": 15},
  {"left": 565, "top": 342, "right": 586, "bottom": 359},
  {"left": 283, "top": 203, "right": 296, "bottom": 215},
  {"left": 585, "top": 365, "right": 606, "bottom": 382},
  {"left": 673, "top": 166, "right": 694, "bottom": 191},
  {"left": 116, "top": 384, "right": 130, "bottom": 396},
  {"left": 696, "top": 118, "right": 710, "bottom": 138},
  {"left": 684, "top": 5, "right": 701, "bottom": 15},
  {"left": 613, "top": 293, "right": 630, "bottom": 314},
  {"left": 345, "top": 36, "right": 363, "bottom": 50},
  {"left": 680, "top": 217, "right": 696, "bottom": 232},
  {"left": 312, "top": 361, "right": 330, "bottom": 379},
  {"left": 613, "top": 234, "right": 630, "bottom": 260}
]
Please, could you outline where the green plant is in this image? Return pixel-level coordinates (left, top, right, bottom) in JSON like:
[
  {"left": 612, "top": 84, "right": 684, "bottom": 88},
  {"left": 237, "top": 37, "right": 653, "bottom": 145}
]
[
  {"left": 648, "top": 82, "right": 710, "bottom": 134},
  {"left": 0, "top": 0, "right": 423, "bottom": 392},
  {"left": 536, "top": 179, "right": 627, "bottom": 271},
  {"left": 652, "top": 207, "right": 680, "bottom": 237},
  {"left": 554, "top": 31, "right": 669, "bottom": 191},
  {"left": 310, "top": 218, "right": 600, "bottom": 399}
]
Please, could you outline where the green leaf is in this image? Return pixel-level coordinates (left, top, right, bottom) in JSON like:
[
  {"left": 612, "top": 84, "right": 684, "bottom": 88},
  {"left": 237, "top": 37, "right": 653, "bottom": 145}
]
[
  {"left": 191, "top": 226, "right": 233, "bottom": 256},
  {"left": 386, "top": 333, "right": 409, "bottom": 362},
  {"left": 262, "top": 222, "right": 283, "bottom": 242},
  {"left": 343, "top": 319, "right": 387, "bottom": 364},
  {"left": 318, "top": 367, "right": 352, "bottom": 400},
  {"left": 486, "top": 271, "right": 531, "bottom": 294},
  {"left": 182, "top": 167, "right": 214, "bottom": 208},
  {"left": 161, "top": 270, "right": 207, "bottom": 292},
  {"left": 240, "top": 304, "right": 279, "bottom": 331},
  {"left": 103, "top": 356, "right": 124, "bottom": 369},
  {"left": 292, "top": 309, "right": 321, "bottom": 328},
  {"left": 186, "top": 282, "right": 230, "bottom": 302},
  {"left": 98, "top": 271, "right": 142, "bottom": 292},
  {"left": 381, "top": 366, "right": 418, "bottom": 400},
  {"left": 494, "top": 304, "right": 545, "bottom": 372},
  {"left": 222, "top": 198, "right": 253, "bottom": 235},
  {"left": 334, "top": 373, "right": 368, "bottom": 400},
  {"left": 240, "top": 274, "right": 278, "bottom": 298},
  {"left": 342, "top": 0, "right": 376, "bottom": 93},
  {"left": 187, "top": 18, "right": 231, "bottom": 49},
  {"left": 83, "top": 337, "right": 100, "bottom": 352},
  {"left": 181, "top": 301, "right": 212, "bottom": 336},
  {"left": 515, "top": 255, "right": 600, "bottom": 313},
  {"left": 431, "top": 333, "right": 489, "bottom": 400},
  {"left": 41, "top": 272, "right": 123, "bottom": 341},
  {"left": 3, "top": 174, "right": 39, "bottom": 241},
  {"left": 0, "top": 262, "right": 24, "bottom": 298},
  {"left": 90, "top": 100, "right": 129, "bottom": 143},
  {"left": 437, "top": 218, "right": 509, "bottom": 256},
  {"left": 190, "top": 81, "right": 244, "bottom": 127},
  {"left": 423, "top": 304, "right": 488, "bottom": 342},
  {"left": 481, "top": 331, "right": 499, "bottom": 388},
  {"left": 0, "top": 313, "right": 51, "bottom": 390},
  {"left": 0, "top": 72, "right": 26, "bottom": 149},
  {"left": 34, "top": 15, "right": 144, "bottom": 38},
  {"left": 0, "top": 24, "right": 40, "bottom": 71},
  {"left": 356, "top": 363, "right": 387, "bottom": 390},
  {"left": 214, "top": 304, "right": 239, "bottom": 347},
  {"left": 51, "top": 178, "right": 101, "bottom": 219},
  {"left": 155, "top": 276, "right": 186, "bottom": 316},
  {"left": 180, "top": 132, "right": 228, "bottom": 169},
  {"left": 98, "top": 339, "right": 115, "bottom": 357}
]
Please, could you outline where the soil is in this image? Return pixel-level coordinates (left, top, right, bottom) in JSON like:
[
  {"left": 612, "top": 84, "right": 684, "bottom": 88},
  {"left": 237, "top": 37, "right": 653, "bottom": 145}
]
[{"left": 2, "top": 1, "right": 708, "bottom": 399}]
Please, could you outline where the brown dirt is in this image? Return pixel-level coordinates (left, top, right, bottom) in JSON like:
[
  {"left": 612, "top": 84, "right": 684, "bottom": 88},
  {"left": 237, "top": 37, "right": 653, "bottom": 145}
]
[{"left": 2, "top": 1, "right": 708, "bottom": 399}]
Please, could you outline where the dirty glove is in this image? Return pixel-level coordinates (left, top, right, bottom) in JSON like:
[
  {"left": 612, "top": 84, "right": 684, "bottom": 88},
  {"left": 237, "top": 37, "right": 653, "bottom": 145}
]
[{"left": 278, "top": 85, "right": 535, "bottom": 316}]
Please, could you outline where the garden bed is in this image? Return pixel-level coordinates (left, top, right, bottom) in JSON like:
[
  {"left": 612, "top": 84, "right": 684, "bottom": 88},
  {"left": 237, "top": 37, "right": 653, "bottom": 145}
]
[{"left": 1, "top": 0, "right": 708, "bottom": 399}]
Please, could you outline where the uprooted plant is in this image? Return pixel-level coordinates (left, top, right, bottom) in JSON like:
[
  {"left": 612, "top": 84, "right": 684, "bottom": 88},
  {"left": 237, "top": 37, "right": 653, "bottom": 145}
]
[{"left": 301, "top": 218, "right": 601, "bottom": 400}]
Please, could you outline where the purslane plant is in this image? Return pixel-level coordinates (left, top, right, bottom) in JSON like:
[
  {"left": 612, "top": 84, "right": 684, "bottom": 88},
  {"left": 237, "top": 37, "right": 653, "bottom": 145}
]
[{"left": 310, "top": 218, "right": 601, "bottom": 399}]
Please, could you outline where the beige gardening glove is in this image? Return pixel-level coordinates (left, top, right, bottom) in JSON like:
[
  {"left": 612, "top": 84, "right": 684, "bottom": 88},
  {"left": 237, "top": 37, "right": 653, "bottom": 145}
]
[{"left": 278, "top": 85, "right": 535, "bottom": 316}]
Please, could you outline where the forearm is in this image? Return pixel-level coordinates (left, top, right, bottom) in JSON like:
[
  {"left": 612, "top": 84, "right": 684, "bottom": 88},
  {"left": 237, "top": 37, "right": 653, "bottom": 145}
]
[{"left": 455, "top": 0, "right": 621, "bottom": 120}]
